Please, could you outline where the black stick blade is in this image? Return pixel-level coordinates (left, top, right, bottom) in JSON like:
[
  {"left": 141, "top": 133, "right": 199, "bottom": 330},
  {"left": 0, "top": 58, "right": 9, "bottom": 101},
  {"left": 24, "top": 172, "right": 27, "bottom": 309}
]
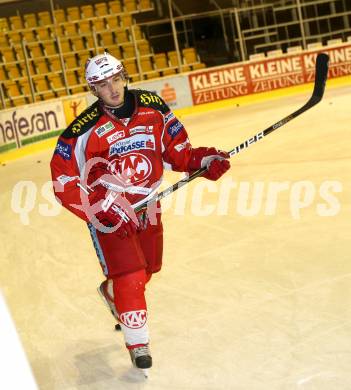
[{"left": 312, "top": 53, "right": 329, "bottom": 101}]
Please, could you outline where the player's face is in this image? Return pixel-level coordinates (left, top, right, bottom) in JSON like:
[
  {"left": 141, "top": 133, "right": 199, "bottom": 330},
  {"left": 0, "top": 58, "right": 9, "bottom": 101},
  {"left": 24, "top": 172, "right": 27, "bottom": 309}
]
[{"left": 93, "top": 74, "right": 126, "bottom": 107}]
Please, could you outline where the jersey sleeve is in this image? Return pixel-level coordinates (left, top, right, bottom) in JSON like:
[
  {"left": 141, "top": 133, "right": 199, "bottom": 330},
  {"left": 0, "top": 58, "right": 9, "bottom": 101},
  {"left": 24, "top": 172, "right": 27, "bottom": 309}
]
[
  {"left": 50, "top": 101, "right": 102, "bottom": 222},
  {"left": 50, "top": 135, "right": 89, "bottom": 221},
  {"left": 161, "top": 108, "right": 193, "bottom": 172}
]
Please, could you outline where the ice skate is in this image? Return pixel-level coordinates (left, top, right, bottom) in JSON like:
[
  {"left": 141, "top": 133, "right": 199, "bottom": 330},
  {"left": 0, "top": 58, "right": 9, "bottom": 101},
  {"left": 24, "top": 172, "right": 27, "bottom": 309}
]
[
  {"left": 128, "top": 343, "right": 152, "bottom": 378},
  {"left": 97, "top": 280, "right": 121, "bottom": 330}
]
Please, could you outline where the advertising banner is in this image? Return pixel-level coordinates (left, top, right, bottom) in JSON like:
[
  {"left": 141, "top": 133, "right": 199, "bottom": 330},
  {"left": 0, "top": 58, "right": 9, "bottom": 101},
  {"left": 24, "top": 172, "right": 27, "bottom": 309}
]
[
  {"left": 132, "top": 75, "right": 193, "bottom": 110},
  {"left": 62, "top": 95, "right": 89, "bottom": 126},
  {"left": 303, "top": 44, "right": 351, "bottom": 82},
  {"left": 247, "top": 55, "right": 304, "bottom": 93},
  {"left": 189, "top": 63, "right": 250, "bottom": 105},
  {"left": 189, "top": 44, "right": 351, "bottom": 105},
  {"left": 0, "top": 100, "right": 66, "bottom": 153}
]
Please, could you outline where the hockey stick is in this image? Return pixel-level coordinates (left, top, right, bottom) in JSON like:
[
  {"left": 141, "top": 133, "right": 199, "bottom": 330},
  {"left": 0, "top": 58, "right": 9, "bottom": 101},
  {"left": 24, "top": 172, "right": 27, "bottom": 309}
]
[{"left": 134, "top": 52, "right": 329, "bottom": 213}]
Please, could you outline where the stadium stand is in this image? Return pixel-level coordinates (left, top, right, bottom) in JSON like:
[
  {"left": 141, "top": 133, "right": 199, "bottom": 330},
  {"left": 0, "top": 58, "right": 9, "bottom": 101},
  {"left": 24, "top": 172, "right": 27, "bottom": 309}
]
[
  {"left": 95, "top": 2, "right": 109, "bottom": 17},
  {"left": 0, "top": 0, "right": 205, "bottom": 108},
  {"left": 38, "top": 11, "right": 52, "bottom": 26}
]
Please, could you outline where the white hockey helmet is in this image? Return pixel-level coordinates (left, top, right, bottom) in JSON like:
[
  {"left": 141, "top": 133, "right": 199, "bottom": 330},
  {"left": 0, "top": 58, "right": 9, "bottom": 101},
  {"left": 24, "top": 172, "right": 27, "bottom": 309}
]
[{"left": 85, "top": 52, "right": 127, "bottom": 85}]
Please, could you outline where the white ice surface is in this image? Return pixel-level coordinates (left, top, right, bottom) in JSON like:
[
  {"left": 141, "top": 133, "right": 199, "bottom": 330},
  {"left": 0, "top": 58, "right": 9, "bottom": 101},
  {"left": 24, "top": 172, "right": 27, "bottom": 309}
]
[{"left": 1, "top": 84, "right": 351, "bottom": 389}]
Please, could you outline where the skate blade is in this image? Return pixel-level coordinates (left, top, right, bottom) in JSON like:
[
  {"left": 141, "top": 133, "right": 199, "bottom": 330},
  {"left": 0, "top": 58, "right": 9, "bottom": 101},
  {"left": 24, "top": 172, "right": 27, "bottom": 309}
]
[
  {"left": 139, "top": 368, "right": 149, "bottom": 378},
  {"left": 131, "top": 364, "right": 149, "bottom": 378}
]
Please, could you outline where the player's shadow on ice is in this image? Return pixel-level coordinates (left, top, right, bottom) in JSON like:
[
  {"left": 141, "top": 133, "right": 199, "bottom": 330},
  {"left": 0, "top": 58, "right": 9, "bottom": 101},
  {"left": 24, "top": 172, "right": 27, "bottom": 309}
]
[{"left": 74, "top": 343, "right": 147, "bottom": 386}]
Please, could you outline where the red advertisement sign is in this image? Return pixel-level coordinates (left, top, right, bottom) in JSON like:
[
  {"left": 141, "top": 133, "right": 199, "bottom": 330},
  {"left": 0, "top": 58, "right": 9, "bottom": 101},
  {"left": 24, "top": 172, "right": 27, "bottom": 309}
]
[
  {"left": 303, "top": 45, "right": 351, "bottom": 82},
  {"left": 248, "top": 55, "right": 304, "bottom": 93},
  {"left": 189, "top": 44, "right": 351, "bottom": 105},
  {"left": 189, "top": 63, "right": 250, "bottom": 105}
]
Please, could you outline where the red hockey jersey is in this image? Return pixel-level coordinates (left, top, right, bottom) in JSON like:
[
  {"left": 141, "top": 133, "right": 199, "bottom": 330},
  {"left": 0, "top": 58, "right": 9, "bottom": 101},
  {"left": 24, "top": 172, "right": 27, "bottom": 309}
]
[{"left": 50, "top": 89, "right": 193, "bottom": 222}]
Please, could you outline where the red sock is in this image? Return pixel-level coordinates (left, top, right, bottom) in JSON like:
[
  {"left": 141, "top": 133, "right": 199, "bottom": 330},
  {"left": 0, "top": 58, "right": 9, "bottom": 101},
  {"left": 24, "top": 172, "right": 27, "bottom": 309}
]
[{"left": 112, "top": 269, "right": 147, "bottom": 318}]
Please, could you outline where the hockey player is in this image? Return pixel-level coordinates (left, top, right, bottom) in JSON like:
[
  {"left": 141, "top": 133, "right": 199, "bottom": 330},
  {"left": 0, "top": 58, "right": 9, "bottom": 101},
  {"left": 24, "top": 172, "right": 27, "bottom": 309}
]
[{"left": 50, "top": 52, "right": 230, "bottom": 374}]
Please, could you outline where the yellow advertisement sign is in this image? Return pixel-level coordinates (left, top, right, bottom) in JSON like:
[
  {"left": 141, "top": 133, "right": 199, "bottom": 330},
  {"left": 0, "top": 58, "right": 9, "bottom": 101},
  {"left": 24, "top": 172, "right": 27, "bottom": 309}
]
[{"left": 62, "top": 97, "right": 88, "bottom": 126}]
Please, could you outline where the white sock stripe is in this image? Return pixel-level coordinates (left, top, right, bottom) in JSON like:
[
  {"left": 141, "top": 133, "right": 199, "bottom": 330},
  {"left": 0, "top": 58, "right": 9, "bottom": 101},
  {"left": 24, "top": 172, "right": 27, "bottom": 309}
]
[{"left": 118, "top": 310, "right": 149, "bottom": 346}]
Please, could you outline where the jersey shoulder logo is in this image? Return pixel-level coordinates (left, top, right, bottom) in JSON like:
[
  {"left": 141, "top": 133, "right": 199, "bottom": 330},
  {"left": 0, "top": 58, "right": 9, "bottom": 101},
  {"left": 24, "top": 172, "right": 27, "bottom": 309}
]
[
  {"left": 62, "top": 101, "right": 102, "bottom": 138},
  {"left": 54, "top": 139, "right": 72, "bottom": 160},
  {"left": 132, "top": 89, "right": 170, "bottom": 114},
  {"left": 167, "top": 119, "right": 184, "bottom": 139},
  {"left": 164, "top": 111, "right": 175, "bottom": 125}
]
